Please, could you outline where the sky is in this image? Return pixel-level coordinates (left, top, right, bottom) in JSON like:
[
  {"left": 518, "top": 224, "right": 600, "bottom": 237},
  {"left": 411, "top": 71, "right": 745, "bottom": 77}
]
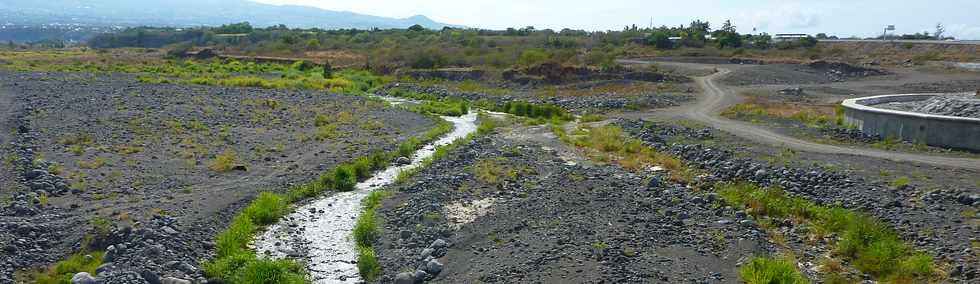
[{"left": 252, "top": 0, "right": 980, "bottom": 39}]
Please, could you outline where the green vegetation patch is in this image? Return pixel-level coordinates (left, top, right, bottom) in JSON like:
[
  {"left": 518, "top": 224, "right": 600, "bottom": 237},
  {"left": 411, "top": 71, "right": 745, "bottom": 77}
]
[
  {"left": 494, "top": 101, "right": 573, "bottom": 121},
  {"left": 716, "top": 182, "right": 939, "bottom": 282},
  {"left": 469, "top": 159, "right": 517, "bottom": 185},
  {"left": 738, "top": 257, "right": 809, "bottom": 284},
  {"left": 208, "top": 149, "right": 239, "bottom": 172},
  {"left": 31, "top": 251, "right": 105, "bottom": 284},
  {"left": 352, "top": 191, "right": 386, "bottom": 281},
  {"left": 412, "top": 100, "right": 469, "bottom": 117},
  {"left": 561, "top": 124, "right": 693, "bottom": 183}
]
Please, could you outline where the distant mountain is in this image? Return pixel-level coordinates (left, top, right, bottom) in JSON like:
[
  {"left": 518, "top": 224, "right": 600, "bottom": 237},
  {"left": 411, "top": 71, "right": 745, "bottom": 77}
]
[{"left": 0, "top": 0, "right": 459, "bottom": 30}]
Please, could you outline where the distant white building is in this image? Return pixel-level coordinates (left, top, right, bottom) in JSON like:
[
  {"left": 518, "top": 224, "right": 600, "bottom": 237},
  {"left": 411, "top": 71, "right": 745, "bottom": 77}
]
[
  {"left": 774, "top": 34, "right": 810, "bottom": 41},
  {"left": 667, "top": 35, "right": 715, "bottom": 42}
]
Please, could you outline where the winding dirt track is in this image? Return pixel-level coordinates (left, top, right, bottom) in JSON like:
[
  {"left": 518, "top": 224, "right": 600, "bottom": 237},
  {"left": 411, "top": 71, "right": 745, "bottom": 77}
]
[{"left": 622, "top": 60, "right": 980, "bottom": 171}]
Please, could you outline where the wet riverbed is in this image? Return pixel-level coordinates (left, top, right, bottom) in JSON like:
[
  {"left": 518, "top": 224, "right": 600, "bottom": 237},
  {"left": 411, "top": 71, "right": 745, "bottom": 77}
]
[{"left": 253, "top": 105, "right": 478, "bottom": 283}]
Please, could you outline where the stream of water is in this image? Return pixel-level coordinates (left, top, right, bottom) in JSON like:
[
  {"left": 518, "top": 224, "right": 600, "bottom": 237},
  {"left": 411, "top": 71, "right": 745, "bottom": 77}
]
[{"left": 253, "top": 98, "right": 478, "bottom": 283}]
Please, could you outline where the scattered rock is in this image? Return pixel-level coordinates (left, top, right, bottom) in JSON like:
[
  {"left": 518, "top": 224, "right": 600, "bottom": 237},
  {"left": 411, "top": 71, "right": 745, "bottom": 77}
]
[
  {"left": 160, "top": 277, "right": 191, "bottom": 284},
  {"left": 71, "top": 272, "right": 97, "bottom": 284},
  {"left": 424, "top": 259, "right": 444, "bottom": 275},
  {"left": 394, "top": 272, "right": 415, "bottom": 284},
  {"left": 395, "top": 156, "right": 412, "bottom": 166}
]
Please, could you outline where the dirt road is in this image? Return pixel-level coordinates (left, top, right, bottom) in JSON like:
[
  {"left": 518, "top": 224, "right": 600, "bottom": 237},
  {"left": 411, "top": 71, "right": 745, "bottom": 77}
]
[{"left": 618, "top": 60, "right": 980, "bottom": 170}]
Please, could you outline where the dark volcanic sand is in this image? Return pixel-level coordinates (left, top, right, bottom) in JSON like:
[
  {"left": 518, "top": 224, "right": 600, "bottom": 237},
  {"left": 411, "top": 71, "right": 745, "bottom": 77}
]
[{"left": 0, "top": 72, "right": 435, "bottom": 282}]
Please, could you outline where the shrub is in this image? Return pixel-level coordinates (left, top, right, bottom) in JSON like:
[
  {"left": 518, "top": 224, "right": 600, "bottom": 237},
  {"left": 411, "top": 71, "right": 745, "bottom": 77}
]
[
  {"left": 243, "top": 192, "right": 288, "bottom": 225},
  {"left": 580, "top": 113, "right": 606, "bottom": 123},
  {"left": 203, "top": 252, "right": 306, "bottom": 284},
  {"left": 208, "top": 150, "right": 238, "bottom": 172},
  {"left": 334, "top": 165, "right": 357, "bottom": 191},
  {"left": 397, "top": 137, "right": 420, "bottom": 158},
  {"left": 352, "top": 157, "right": 373, "bottom": 180},
  {"left": 215, "top": 215, "right": 256, "bottom": 258},
  {"left": 477, "top": 118, "right": 497, "bottom": 135},
  {"left": 357, "top": 247, "right": 380, "bottom": 281},
  {"left": 226, "top": 258, "right": 306, "bottom": 284},
  {"left": 409, "top": 48, "right": 448, "bottom": 69},
  {"left": 353, "top": 208, "right": 379, "bottom": 248},
  {"left": 891, "top": 176, "right": 910, "bottom": 189},
  {"left": 58, "top": 133, "right": 93, "bottom": 146},
  {"left": 315, "top": 124, "right": 338, "bottom": 141},
  {"left": 413, "top": 100, "right": 468, "bottom": 116},
  {"left": 47, "top": 163, "right": 64, "bottom": 175},
  {"left": 470, "top": 159, "right": 517, "bottom": 185},
  {"left": 738, "top": 257, "right": 809, "bottom": 284},
  {"left": 497, "top": 101, "right": 570, "bottom": 120},
  {"left": 368, "top": 151, "right": 388, "bottom": 170},
  {"left": 352, "top": 190, "right": 386, "bottom": 281},
  {"left": 78, "top": 157, "right": 108, "bottom": 169},
  {"left": 516, "top": 49, "right": 551, "bottom": 67},
  {"left": 894, "top": 253, "right": 936, "bottom": 281},
  {"left": 31, "top": 251, "right": 105, "bottom": 284}
]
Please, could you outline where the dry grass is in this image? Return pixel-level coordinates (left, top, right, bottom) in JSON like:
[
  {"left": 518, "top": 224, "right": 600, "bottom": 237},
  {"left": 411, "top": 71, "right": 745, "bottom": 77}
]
[
  {"left": 207, "top": 150, "right": 239, "bottom": 172},
  {"left": 532, "top": 81, "right": 679, "bottom": 97},
  {"left": 722, "top": 96, "right": 840, "bottom": 127},
  {"left": 566, "top": 125, "right": 694, "bottom": 183}
]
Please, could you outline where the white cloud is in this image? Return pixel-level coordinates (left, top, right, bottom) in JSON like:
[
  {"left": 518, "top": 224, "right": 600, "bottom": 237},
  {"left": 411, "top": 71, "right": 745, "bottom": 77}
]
[
  {"left": 738, "top": 3, "right": 821, "bottom": 33},
  {"left": 945, "top": 24, "right": 980, "bottom": 40}
]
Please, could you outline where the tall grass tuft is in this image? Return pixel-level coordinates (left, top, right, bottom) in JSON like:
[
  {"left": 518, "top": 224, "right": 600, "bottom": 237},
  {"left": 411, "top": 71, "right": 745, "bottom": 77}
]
[
  {"left": 738, "top": 257, "right": 809, "bottom": 284},
  {"left": 353, "top": 191, "right": 386, "bottom": 281},
  {"left": 334, "top": 165, "right": 357, "bottom": 191},
  {"left": 32, "top": 251, "right": 105, "bottom": 284}
]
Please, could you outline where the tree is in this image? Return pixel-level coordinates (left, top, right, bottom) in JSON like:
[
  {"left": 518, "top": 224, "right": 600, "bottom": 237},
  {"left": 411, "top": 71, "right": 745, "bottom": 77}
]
[
  {"left": 719, "top": 20, "right": 736, "bottom": 33},
  {"left": 752, "top": 34, "right": 772, "bottom": 49},
  {"left": 6, "top": 40, "right": 13, "bottom": 49},
  {"left": 714, "top": 20, "right": 741, "bottom": 49},
  {"left": 408, "top": 24, "right": 426, "bottom": 32},
  {"left": 798, "top": 36, "right": 818, "bottom": 47},
  {"left": 935, "top": 23, "right": 945, "bottom": 40},
  {"left": 136, "top": 29, "right": 145, "bottom": 47},
  {"left": 682, "top": 20, "right": 710, "bottom": 47},
  {"left": 815, "top": 33, "right": 829, "bottom": 39},
  {"left": 306, "top": 38, "right": 320, "bottom": 49},
  {"left": 322, "top": 60, "right": 333, "bottom": 79},
  {"left": 717, "top": 33, "right": 742, "bottom": 49},
  {"left": 647, "top": 31, "right": 673, "bottom": 49},
  {"left": 214, "top": 22, "right": 253, "bottom": 34}
]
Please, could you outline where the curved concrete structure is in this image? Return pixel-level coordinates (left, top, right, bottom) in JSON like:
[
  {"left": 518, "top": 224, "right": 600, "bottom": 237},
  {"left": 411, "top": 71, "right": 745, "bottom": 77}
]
[{"left": 842, "top": 93, "right": 980, "bottom": 151}]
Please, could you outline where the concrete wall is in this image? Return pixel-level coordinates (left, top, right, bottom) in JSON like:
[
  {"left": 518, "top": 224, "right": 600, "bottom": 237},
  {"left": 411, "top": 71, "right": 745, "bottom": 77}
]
[{"left": 842, "top": 93, "right": 980, "bottom": 152}]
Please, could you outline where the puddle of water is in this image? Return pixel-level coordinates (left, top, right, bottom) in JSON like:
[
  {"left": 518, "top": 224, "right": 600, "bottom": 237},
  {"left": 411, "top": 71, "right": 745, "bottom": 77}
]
[{"left": 254, "top": 106, "right": 478, "bottom": 283}]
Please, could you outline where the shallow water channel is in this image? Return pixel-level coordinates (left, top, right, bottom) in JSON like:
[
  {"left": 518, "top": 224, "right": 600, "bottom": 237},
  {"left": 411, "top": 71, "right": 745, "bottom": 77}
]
[{"left": 253, "top": 97, "right": 478, "bottom": 283}]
